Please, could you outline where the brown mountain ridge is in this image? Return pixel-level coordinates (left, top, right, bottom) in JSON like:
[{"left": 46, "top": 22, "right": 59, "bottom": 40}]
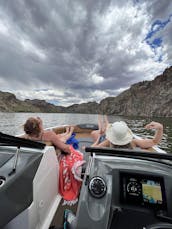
[{"left": 0, "top": 66, "right": 172, "bottom": 117}]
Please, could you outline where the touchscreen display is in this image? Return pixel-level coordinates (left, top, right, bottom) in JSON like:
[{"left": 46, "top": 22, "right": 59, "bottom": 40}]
[
  {"left": 120, "top": 173, "right": 166, "bottom": 209},
  {"left": 142, "top": 180, "right": 163, "bottom": 204}
]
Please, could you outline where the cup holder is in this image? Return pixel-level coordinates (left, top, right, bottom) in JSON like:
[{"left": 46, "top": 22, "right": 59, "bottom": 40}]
[{"left": 0, "top": 176, "right": 6, "bottom": 187}]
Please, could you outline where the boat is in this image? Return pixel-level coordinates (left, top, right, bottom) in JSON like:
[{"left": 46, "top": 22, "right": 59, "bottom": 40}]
[{"left": 0, "top": 123, "right": 172, "bottom": 229}]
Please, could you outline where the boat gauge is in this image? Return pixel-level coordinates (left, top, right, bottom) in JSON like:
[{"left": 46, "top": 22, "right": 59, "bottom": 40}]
[
  {"left": 88, "top": 176, "right": 107, "bottom": 198},
  {"left": 127, "top": 181, "right": 142, "bottom": 196}
]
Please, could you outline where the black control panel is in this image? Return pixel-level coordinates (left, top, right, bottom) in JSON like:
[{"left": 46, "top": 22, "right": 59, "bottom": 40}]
[{"left": 120, "top": 172, "right": 167, "bottom": 210}]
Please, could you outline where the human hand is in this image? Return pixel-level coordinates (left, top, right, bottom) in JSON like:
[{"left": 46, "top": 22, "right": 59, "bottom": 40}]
[{"left": 145, "top": 121, "right": 163, "bottom": 130}]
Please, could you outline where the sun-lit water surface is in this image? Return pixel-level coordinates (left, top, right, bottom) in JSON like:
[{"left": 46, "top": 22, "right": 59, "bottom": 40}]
[{"left": 0, "top": 113, "right": 171, "bottom": 153}]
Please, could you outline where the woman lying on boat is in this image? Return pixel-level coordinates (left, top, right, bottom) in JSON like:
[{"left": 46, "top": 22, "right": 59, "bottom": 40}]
[
  {"left": 21, "top": 117, "right": 85, "bottom": 205},
  {"left": 21, "top": 117, "right": 73, "bottom": 154},
  {"left": 92, "top": 120, "right": 163, "bottom": 149}
]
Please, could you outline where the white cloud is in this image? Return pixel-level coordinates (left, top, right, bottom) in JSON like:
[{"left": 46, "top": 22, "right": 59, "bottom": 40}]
[
  {"left": 0, "top": 20, "right": 9, "bottom": 36},
  {"left": 20, "top": 39, "right": 47, "bottom": 60},
  {"left": 15, "top": 88, "right": 64, "bottom": 101},
  {"left": 90, "top": 73, "right": 104, "bottom": 84},
  {"left": 91, "top": 90, "right": 109, "bottom": 101}
]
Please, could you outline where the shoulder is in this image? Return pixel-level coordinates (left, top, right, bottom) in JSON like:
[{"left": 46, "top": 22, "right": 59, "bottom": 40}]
[
  {"left": 42, "top": 130, "right": 57, "bottom": 141},
  {"left": 98, "top": 139, "right": 110, "bottom": 147},
  {"left": 20, "top": 134, "right": 28, "bottom": 139}
]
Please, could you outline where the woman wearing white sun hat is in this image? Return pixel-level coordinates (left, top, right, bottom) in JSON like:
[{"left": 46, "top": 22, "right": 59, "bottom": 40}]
[{"left": 92, "top": 120, "right": 163, "bottom": 149}]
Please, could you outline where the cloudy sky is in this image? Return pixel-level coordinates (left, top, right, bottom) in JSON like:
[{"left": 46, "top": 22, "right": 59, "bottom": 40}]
[{"left": 0, "top": 0, "right": 171, "bottom": 106}]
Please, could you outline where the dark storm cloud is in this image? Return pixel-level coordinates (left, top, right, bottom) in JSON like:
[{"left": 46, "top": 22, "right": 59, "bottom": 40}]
[{"left": 0, "top": 0, "right": 171, "bottom": 105}]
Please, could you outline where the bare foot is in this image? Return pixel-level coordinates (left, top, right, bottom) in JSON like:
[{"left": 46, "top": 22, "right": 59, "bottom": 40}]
[{"left": 69, "top": 126, "right": 74, "bottom": 134}]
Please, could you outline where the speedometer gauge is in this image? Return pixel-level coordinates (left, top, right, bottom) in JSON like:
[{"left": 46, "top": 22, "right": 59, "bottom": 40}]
[{"left": 127, "top": 181, "right": 142, "bottom": 196}]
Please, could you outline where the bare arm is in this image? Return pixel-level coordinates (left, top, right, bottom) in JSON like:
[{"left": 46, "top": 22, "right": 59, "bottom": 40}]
[
  {"left": 44, "top": 131, "right": 71, "bottom": 154},
  {"left": 91, "top": 135, "right": 101, "bottom": 147},
  {"left": 132, "top": 121, "right": 163, "bottom": 149},
  {"left": 92, "top": 139, "right": 110, "bottom": 148}
]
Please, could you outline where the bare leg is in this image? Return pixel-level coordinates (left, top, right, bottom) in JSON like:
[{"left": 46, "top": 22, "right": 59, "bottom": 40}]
[
  {"left": 98, "top": 115, "right": 109, "bottom": 134},
  {"left": 91, "top": 115, "right": 109, "bottom": 143},
  {"left": 60, "top": 126, "right": 70, "bottom": 137},
  {"left": 91, "top": 130, "right": 100, "bottom": 142},
  {"left": 103, "top": 115, "right": 109, "bottom": 132},
  {"left": 58, "top": 126, "right": 74, "bottom": 143},
  {"left": 91, "top": 115, "right": 103, "bottom": 142},
  {"left": 98, "top": 115, "right": 103, "bottom": 134}
]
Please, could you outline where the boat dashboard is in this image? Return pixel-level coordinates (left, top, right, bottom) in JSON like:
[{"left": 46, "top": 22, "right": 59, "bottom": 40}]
[
  {"left": 75, "top": 148, "right": 172, "bottom": 229},
  {"left": 120, "top": 172, "right": 166, "bottom": 210}
]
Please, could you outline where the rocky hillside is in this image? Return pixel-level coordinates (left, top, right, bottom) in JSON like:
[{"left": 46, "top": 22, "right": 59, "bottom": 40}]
[
  {"left": 66, "top": 66, "right": 172, "bottom": 117},
  {"left": 65, "top": 101, "right": 99, "bottom": 114},
  {"left": 0, "top": 92, "right": 64, "bottom": 113},
  {"left": 99, "top": 66, "right": 172, "bottom": 117},
  {"left": 0, "top": 66, "right": 171, "bottom": 117}
]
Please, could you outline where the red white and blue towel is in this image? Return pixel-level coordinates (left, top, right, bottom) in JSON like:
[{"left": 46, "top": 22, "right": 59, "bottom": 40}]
[{"left": 59, "top": 145, "right": 85, "bottom": 205}]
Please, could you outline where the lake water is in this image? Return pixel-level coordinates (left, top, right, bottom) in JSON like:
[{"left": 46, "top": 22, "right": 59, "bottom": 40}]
[{"left": 0, "top": 113, "right": 171, "bottom": 153}]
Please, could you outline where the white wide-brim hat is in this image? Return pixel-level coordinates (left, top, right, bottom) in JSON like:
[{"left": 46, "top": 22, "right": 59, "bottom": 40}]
[{"left": 106, "top": 121, "right": 133, "bottom": 146}]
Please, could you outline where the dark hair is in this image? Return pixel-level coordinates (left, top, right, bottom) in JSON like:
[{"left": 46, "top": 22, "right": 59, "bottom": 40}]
[{"left": 24, "top": 117, "right": 41, "bottom": 137}]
